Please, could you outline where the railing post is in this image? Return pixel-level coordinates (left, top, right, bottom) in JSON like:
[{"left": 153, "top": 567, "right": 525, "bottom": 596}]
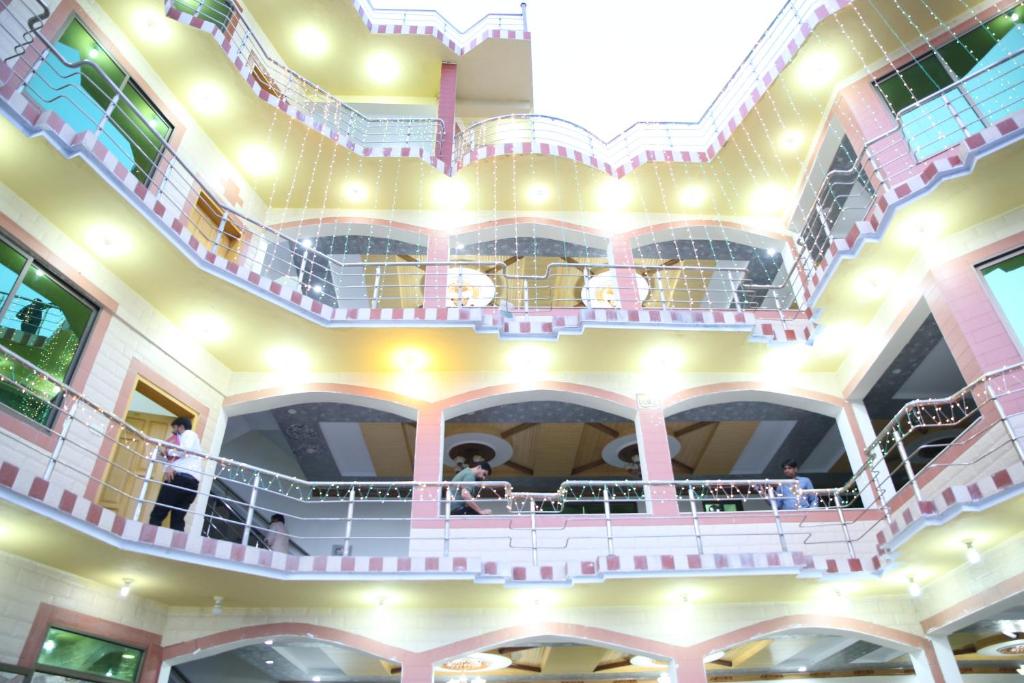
[
  {"left": 443, "top": 483, "right": 451, "bottom": 557},
  {"left": 989, "top": 380, "right": 1024, "bottom": 465},
  {"left": 687, "top": 485, "right": 703, "bottom": 554},
  {"left": 836, "top": 502, "right": 856, "bottom": 559},
  {"left": 342, "top": 485, "right": 356, "bottom": 556},
  {"left": 529, "top": 496, "right": 539, "bottom": 566},
  {"left": 894, "top": 433, "right": 922, "bottom": 501},
  {"left": 370, "top": 265, "right": 382, "bottom": 308},
  {"left": 766, "top": 484, "right": 788, "bottom": 552},
  {"left": 43, "top": 398, "right": 78, "bottom": 481},
  {"left": 520, "top": 2, "right": 527, "bottom": 33},
  {"left": 132, "top": 444, "right": 159, "bottom": 522},
  {"left": 602, "top": 484, "right": 615, "bottom": 556},
  {"left": 241, "top": 472, "right": 260, "bottom": 546}
]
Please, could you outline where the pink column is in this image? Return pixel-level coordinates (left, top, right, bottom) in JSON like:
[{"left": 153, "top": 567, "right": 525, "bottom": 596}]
[
  {"left": 400, "top": 660, "right": 434, "bottom": 683},
  {"left": 436, "top": 62, "right": 458, "bottom": 172},
  {"left": 834, "top": 77, "right": 913, "bottom": 189},
  {"left": 609, "top": 234, "right": 642, "bottom": 310},
  {"left": 925, "top": 259, "right": 1023, "bottom": 381},
  {"left": 411, "top": 405, "right": 445, "bottom": 523},
  {"left": 635, "top": 398, "right": 681, "bottom": 517},
  {"left": 672, "top": 654, "right": 709, "bottom": 683},
  {"left": 422, "top": 231, "right": 449, "bottom": 308}
]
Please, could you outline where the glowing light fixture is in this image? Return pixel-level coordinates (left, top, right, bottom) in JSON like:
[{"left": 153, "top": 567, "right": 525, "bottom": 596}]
[
  {"left": 767, "top": 247, "right": 778, "bottom": 257},
  {"left": 798, "top": 666, "right": 808, "bottom": 672},
  {"left": 1011, "top": 12, "right": 1019, "bottom": 21},
  {"left": 212, "top": 595, "right": 224, "bottom": 615},
  {"left": 761, "top": 344, "right": 807, "bottom": 374},
  {"left": 582, "top": 270, "right": 650, "bottom": 308},
  {"left": 749, "top": 183, "right": 790, "bottom": 214},
  {"left": 446, "top": 267, "right": 496, "bottom": 307},
  {"left": 641, "top": 346, "right": 684, "bottom": 373},
  {"left": 596, "top": 179, "right": 633, "bottom": 210},
  {"left": 798, "top": 51, "right": 840, "bottom": 88},
  {"left": 432, "top": 178, "right": 470, "bottom": 209},
  {"left": 907, "top": 577, "right": 922, "bottom": 598},
  {"left": 366, "top": 52, "right": 400, "bottom": 84},
  {"left": 87, "top": 226, "right": 132, "bottom": 258},
  {"left": 526, "top": 183, "right": 550, "bottom": 204},
  {"left": 264, "top": 640, "right": 274, "bottom": 646},
  {"left": 858, "top": 269, "right": 889, "bottom": 299},
  {"left": 437, "top": 653, "right": 512, "bottom": 674},
  {"left": 629, "top": 655, "right": 667, "bottom": 669},
  {"left": 88, "top": 48, "right": 100, "bottom": 59},
  {"left": 189, "top": 82, "right": 227, "bottom": 117},
  {"left": 294, "top": 26, "right": 329, "bottom": 58},
  {"left": 505, "top": 345, "right": 551, "bottom": 376},
  {"left": 42, "top": 639, "right": 56, "bottom": 653},
  {"left": 133, "top": 9, "right": 171, "bottom": 44},
  {"left": 778, "top": 129, "right": 805, "bottom": 152},
  {"left": 238, "top": 144, "right": 277, "bottom": 178},
  {"left": 121, "top": 653, "right": 136, "bottom": 660},
  {"left": 703, "top": 651, "right": 726, "bottom": 664},
  {"left": 394, "top": 348, "right": 429, "bottom": 371},
  {"left": 343, "top": 181, "right": 369, "bottom": 203},
  {"left": 264, "top": 346, "right": 311, "bottom": 372},
  {"left": 265, "top": 659, "right": 275, "bottom": 666},
  {"left": 679, "top": 184, "right": 708, "bottom": 208},
  {"left": 964, "top": 540, "right": 981, "bottom": 565},
  {"left": 313, "top": 678, "right": 322, "bottom": 682},
  {"left": 898, "top": 211, "right": 944, "bottom": 245},
  {"left": 186, "top": 312, "right": 229, "bottom": 344}
]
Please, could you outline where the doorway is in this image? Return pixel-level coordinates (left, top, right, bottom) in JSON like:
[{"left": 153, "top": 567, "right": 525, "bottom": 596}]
[{"left": 97, "top": 378, "right": 198, "bottom": 523}]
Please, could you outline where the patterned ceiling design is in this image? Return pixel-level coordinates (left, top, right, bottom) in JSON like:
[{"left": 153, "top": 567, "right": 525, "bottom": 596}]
[{"left": 449, "top": 400, "right": 625, "bottom": 423}]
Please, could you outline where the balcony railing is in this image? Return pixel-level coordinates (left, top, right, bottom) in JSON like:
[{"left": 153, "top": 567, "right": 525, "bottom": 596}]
[
  {"left": 0, "top": 341, "right": 1021, "bottom": 576},
  {"left": 166, "top": 0, "right": 445, "bottom": 157}
]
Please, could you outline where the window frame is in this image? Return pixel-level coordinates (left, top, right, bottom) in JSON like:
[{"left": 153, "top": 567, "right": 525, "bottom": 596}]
[
  {"left": 977, "top": 247, "right": 1024, "bottom": 356},
  {"left": 33, "top": 625, "right": 145, "bottom": 683},
  {"left": 0, "top": 230, "right": 98, "bottom": 428}
]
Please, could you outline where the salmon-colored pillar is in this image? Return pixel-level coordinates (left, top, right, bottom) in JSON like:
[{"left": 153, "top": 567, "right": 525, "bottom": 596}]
[
  {"left": 635, "top": 396, "right": 680, "bottom": 517},
  {"left": 422, "top": 231, "right": 449, "bottom": 308},
  {"left": 400, "top": 660, "right": 434, "bottom": 683},
  {"left": 436, "top": 62, "right": 458, "bottom": 171},
  {"left": 609, "top": 234, "right": 642, "bottom": 310},
  {"left": 411, "top": 405, "right": 445, "bottom": 523}
]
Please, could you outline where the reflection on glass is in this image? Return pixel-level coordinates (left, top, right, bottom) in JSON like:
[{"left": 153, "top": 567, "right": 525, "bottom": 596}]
[
  {"left": 982, "top": 251, "right": 1024, "bottom": 347},
  {"left": 35, "top": 627, "right": 142, "bottom": 682},
  {"left": 0, "top": 237, "right": 96, "bottom": 425}
]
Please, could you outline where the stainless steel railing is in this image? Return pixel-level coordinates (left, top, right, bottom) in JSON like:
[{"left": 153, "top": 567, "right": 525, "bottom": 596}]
[
  {"left": 166, "top": 0, "right": 445, "bottom": 154},
  {"left": 0, "top": 340, "right": 1021, "bottom": 565}
]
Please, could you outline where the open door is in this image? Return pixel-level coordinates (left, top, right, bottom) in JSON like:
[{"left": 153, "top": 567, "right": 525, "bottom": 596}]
[{"left": 97, "top": 378, "right": 198, "bottom": 523}]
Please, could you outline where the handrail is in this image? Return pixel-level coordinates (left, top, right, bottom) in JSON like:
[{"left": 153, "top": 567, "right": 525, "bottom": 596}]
[
  {"left": 209, "top": 477, "right": 310, "bottom": 555},
  {"left": 353, "top": 0, "right": 527, "bottom": 42}
]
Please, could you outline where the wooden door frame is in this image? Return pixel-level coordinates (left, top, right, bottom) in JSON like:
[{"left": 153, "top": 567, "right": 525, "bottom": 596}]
[{"left": 85, "top": 358, "right": 210, "bottom": 502}]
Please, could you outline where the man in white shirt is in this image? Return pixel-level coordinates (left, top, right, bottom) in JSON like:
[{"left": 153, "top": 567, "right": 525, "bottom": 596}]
[{"left": 148, "top": 416, "right": 205, "bottom": 531}]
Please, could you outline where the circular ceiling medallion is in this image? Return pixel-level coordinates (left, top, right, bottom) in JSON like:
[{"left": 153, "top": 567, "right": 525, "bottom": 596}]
[
  {"left": 997, "top": 642, "right": 1024, "bottom": 655},
  {"left": 601, "top": 434, "right": 681, "bottom": 470},
  {"left": 581, "top": 271, "right": 650, "bottom": 308},
  {"left": 978, "top": 638, "right": 1024, "bottom": 656},
  {"left": 447, "top": 267, "right": 495, "bottom": 307},
  {"left": 436, "top": 653, "right": 512, "bottom": 674},
  {"left": 443, "top": 433, "right": 513, "bottom": 470}
]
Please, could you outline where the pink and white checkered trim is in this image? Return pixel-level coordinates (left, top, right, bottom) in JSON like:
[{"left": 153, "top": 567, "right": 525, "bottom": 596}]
[
  {"left": 351, "top": 0, "right": 530, "bottom": 57},
  {"left": 806, "top": 110, "right": 1024, "bottom": 307},
  {"left": 2, "top": 447, "right": 1021, "bottom": 583}
]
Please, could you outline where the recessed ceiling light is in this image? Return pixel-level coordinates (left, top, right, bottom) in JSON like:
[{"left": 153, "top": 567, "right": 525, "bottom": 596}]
[
  {"left": 86, "top": 226, "right": 132, "bottom": 258},
  {"left": 641, "top": 346, "right": 684, "bottom": 372},
  {"left": 778, "top": 129, "right": 805, "bottom": 152},
  {"left": 366, "top": 52, "right": 400, "bottom": 84},
  {"left": 678, "top": 184, "right": 708, "bottom": 208},
  {"left": 264, "top": 346, "right": 311, "bottom": 372},
  {"left": 858, "top": 269, "right": 888, "bottom": 298},
  {"left": 798, "top": 665, "right": 808, "bottom": 672},
  {"left": 432, "top": 178, "right": 470, "bottom": 209},
  {"left": 264, "top": 639, "right": 274, "bottom": 646},
  {"left": 189, "top": 81, "right": 227, "bottom": 117},
  {"left": 343, "top": 181, "right": 369, "bottom": 203},
  {"left": 596, "top": 179, "right": 633, "bottom": 210},
  {"left": 265, "top": 659, "right": 275, "bottom": 665},
  {"left": 238, "top": 144, "right": 277, "bottom": 178},
  {"left": 964, "top": 540, "right": 981, "bottom": 565},
  {"left": 506, "top": 345, "right": 551, "bottom": 377},
  {"left": 526, "top": 183, "right": 550, "bottom": 204},
  {"left": 185, "top": 312, "right": 230, "bottom": 343},
  {"left": 629, "top": 655, "right": 665, "bottom": 668},
  {"left": 133, "top": 8, "right": 171, "bottom": 44},
  {"left": 119, "top": 578, "right": 133, "bottom": 598},
  {"left": 749, "top": 183, "right": 790, "bottom": 214},
  {"left": 294, "top": 26, "right": 329, "bottom": 58},
  {"left": 394, "top": 348, "right": 428, "bottom": 371},
  {"left": 798, "top": 51, "right": 840, "bottom": 88}
]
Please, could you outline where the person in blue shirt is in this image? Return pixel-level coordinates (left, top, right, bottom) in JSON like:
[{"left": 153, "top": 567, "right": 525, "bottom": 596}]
[{"left": 777, "top": 459, "right": 818, "bottom": 510}]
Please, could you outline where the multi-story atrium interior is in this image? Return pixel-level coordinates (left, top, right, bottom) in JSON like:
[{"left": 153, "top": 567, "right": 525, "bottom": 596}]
[{"left": 0, "top": 0, "right": 1023, "bottom": 681}]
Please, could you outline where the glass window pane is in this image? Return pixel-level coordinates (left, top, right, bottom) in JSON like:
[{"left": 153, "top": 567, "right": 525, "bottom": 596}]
[
  {"left": 876, "top": 54, "right": 954, "bottom": 114},
  {"left": 0, "top": 260, "right": 95, "bottom": 425},
  {"left": 107, "top": 92, "right": 168, "bottom": 186},
  {"left": 939, "top": 28, "right": 998, "bottom": 77},
  {"left": 35, "top": 627, "right": 142, "bottom": 683},
  {"left": 981, "top": 251, "right": 1024, "bottom": 348},
  {"left": 0, "top": 241, "right": 28, "bottom": 310},
  {"left": 57, "top": 19, "right": 125, "bottom": 108}
]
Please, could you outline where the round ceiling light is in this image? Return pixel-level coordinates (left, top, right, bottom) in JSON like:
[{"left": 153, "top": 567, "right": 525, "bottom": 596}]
[
  {"left": 581, "top": 271, "right": 650, "bottom": 308},
  {"left": 437, "top": 653, "right": 512, "bottom": 674}
]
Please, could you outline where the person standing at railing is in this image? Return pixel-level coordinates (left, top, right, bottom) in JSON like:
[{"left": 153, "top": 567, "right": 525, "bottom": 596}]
[
  {"left": 265, "top": 513, "right": 290, "bottom": 553},
  {"left": 148, "top": 416, "right": 204, "bottom": 532},
  {"left": 449, "top": 462, "right": 492, "bottom": 515},
  {"left": 15, "top": 298, "right": 51, "bottom": 336},
  {"left": 777, "top": 459, "right": 818, "bottom": 510}
]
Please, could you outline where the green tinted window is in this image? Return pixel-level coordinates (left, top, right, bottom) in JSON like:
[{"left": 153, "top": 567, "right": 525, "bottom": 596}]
[
  {"left": 0, "top": 238, "right": 96, "bottom": 426},
  {"left": 876, "top": 54, "right": 953, "bottom": 114},
  {"left": 35, "top": 627, "right": 142, "bottom": 682},
  {"left": 58, "top": 19, "right": 125, "bottom": 107},
  {"left": 0, "top": 241, "right": 28, "bottom": 310}
]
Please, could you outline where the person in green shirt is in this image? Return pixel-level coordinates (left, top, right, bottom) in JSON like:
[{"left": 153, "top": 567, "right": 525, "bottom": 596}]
[{"left": 449, "top": 462, "right": 492, "bottom": 515}]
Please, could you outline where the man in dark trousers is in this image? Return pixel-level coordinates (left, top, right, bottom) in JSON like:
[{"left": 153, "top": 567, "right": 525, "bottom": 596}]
[{"left": 148, "top": 416, "right": 204, "bottom": 531}]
